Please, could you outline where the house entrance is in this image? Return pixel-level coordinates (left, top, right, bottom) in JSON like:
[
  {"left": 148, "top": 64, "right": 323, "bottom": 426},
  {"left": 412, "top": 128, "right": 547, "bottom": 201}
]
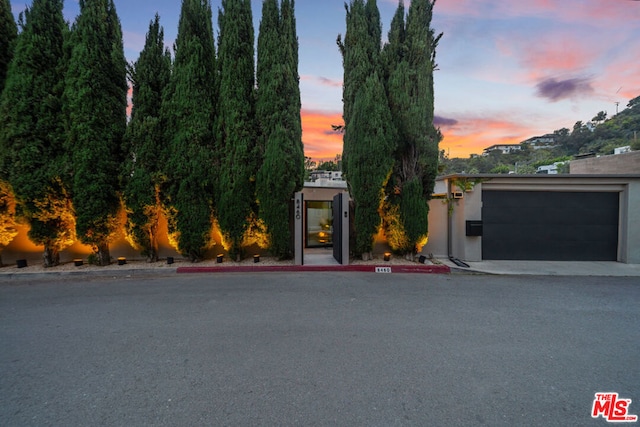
[
  {"left": 306, "top": 201, "right": 333, "bottom": 248},
  {"left": 293, "top": 192, "right": 349, "bottom": 265}
]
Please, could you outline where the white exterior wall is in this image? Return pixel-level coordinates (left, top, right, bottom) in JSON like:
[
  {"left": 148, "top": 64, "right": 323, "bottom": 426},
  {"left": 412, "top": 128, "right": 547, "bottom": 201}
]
[
  {"left": 421, "top": 198, "right": 448, "bottom": 258},
  {"left": 623, "top": 180, "right": 640, "bottom": 263}
]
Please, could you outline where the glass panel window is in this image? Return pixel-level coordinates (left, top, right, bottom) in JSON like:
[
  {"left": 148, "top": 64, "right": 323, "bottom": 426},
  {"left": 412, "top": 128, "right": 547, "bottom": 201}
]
[{"left": 306, "top": 201, "right": 333, "bottom": 247}]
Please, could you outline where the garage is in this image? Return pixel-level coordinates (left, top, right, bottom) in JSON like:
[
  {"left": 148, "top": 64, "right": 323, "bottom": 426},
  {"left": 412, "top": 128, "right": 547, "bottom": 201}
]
[{"left": 482, "top": 190, "right": 619, "bottom": 261}]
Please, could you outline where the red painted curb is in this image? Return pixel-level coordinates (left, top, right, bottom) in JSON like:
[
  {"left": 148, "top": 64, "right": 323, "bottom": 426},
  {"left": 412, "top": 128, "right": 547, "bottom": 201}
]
[{"left": 176, "top": 264, "right": 450, "bottom": 274}]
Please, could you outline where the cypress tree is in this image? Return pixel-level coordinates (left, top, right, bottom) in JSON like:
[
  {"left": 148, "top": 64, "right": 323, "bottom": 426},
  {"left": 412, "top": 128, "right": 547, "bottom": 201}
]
[
  {"left": 337, "top": 0, "right": 381, "bottom": 179},
  {"left": 0, "top": 0, "right": 17, "bottom": 266},
  {"left": 382, "top": 0, "right": 442, "bottom": 256},
  {"left": 217, "top": 0, "right": 257, "bottom": 260},
  {"left": 0, "top": 0, "right": 16, "bottom": 92},
  {"left": 348, "top": 72, "right": 395, "bottom": 258},
  {"left": 161, "top": 0, "right": 217, "bottom": 262},
  {"left": 280, "top": 0, "right": 304, "bottom": 194},
  {"left": 0, "top": 180, "right": 18, "bottom": 267},
  {"left": 64, "top": 0, "right": 128, "bottom": 265},
  {"left": 255, "top": 0, "right": 304, "bottom": 259},
  {"left": 0, "top": 0, "right": 75, "bottom": 267},
  {"left": 339, "top": 0, "right": 396, "bottom": 258},
  {"left": 123, "top": 15, "right": 171, "bottom": 262}
]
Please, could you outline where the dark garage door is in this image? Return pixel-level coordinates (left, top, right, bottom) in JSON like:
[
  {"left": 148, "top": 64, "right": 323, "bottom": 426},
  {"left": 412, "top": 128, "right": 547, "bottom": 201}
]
[{"left": 482, "top": 191, "right": 619, "bottom": 261}]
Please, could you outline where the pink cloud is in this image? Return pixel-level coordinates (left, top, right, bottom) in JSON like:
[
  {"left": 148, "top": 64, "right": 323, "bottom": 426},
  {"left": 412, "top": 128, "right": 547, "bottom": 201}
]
[
  {"left": 301, "top": 75, "right": 343, "bottom": 88},
  {"left": 301, "top": 109, "right": 344, "bottom": 160}
]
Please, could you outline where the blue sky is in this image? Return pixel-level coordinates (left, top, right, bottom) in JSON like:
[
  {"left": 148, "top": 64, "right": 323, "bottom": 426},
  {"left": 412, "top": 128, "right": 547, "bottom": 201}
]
[{"left": 10, "top": 0, "right": 640, "bottom": 159}]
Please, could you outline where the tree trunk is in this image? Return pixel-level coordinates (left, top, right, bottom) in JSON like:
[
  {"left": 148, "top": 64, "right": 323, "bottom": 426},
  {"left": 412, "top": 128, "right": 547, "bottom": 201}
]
[
  {"left": 96, "top": 243, "right": 111, "bottom": 266},
  {"left": 146, "top": 248, "right": 158, "bottom": 263},
  {"left": 147, "top": 226, "right": 158, "bottom": 262},
  {"left": 0, "top": 252, "right": 3, "bottom": 267},
  {"left": 43, "top": 245, "right": 60, "bottom": 268}
]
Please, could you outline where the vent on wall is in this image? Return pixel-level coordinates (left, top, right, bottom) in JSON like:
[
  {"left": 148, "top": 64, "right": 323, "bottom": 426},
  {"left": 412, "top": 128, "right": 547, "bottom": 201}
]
[{"left": 452, "top": 192, "right": 464, "bottom": 199}]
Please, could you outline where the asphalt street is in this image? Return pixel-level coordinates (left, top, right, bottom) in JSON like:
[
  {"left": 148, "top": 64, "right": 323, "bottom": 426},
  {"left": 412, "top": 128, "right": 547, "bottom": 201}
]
[{"left": 1, "top": 273, "right": 639, "bottom": 426}]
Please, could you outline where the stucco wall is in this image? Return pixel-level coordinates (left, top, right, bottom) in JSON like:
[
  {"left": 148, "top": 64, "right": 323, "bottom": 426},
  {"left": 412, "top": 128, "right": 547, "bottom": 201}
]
[
  {"left": 421, "top": 198, "right": 448, "bottom": 258},
  {"left": 624, "top": 180, "right": 640, "bottom": 263},
  {"left": 570, "top": 150, "right": 640, "bottom": 174}
]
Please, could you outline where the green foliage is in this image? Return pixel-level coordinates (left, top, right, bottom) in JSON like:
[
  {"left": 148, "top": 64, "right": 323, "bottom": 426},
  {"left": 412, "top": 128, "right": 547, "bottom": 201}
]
[
  {"left": 217, "top": 0, "right": 257, "bottom": 260},
  {"left": 348, "top": 72, "right": 395, "bottom": 256},
  {"left": 381, "top": 0, "right": 440, "bottom": 255},
  {"left": 0, "top": 180, "right": 18, "bottom": 263},
  {"left": 64, "top": 0, "right": 128, "bottom": 265},
  {"left": 399, "top": 178, "right": 428, "bottom": 251},
  {"left": 123, "top": 15, "right": 171, "bottom": 262},
  {"left": 489, "top": 164, "right": 511, "bottom": 174},
  {"left": 316, "top": 161, "right": 339, "bottom": 171},
  {"left": 0, "top": 0, "right": 73, "bottom": 267},
  {"left": 255, "top": 0, "right": 304, "bottom": 259},
  {"left": 161, "top": 0, "right": 217, "bottom": 262},
  {"left": 337, "top": 0, "right": 381, "bottom": 179},
  {"left": 0, "top": 0, "right": 16, "bottom": 93}
]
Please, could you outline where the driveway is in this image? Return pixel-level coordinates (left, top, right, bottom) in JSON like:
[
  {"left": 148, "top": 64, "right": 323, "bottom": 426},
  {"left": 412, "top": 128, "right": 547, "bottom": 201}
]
[{"left": 1, "top": 273, "right": 638, "bottom": 426}]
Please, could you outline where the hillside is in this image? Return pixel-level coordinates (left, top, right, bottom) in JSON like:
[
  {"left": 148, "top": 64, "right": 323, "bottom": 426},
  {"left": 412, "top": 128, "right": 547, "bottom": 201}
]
[{"left": 440, "top": 95, "right": 640, "bottom": 175}]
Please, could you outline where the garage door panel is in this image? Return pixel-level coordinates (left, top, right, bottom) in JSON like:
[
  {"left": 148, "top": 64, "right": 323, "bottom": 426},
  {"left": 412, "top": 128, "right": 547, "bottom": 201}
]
[{"left": 482, "top": 191, "right": 618, "bottom": 261}]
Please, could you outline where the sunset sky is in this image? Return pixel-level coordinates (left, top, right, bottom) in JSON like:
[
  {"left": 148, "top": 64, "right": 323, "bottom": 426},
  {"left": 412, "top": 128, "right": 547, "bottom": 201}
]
[{"left": 10, "top": 0, "right": 640, "bottom": 160}]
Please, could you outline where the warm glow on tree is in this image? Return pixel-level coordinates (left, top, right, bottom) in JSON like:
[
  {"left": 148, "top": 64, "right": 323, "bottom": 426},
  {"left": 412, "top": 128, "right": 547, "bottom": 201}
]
[{"left": 0, "top": 180, "right": 18, "bottom": 249}]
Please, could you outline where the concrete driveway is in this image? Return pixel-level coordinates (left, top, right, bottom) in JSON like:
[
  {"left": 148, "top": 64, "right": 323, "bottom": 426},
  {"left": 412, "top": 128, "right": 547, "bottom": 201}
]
[{"left": 1, "top": 273, "right": 638, "bottom": 426}]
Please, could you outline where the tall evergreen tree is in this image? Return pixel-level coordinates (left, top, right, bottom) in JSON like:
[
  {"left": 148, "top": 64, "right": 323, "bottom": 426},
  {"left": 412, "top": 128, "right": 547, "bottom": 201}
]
[
  {"left": 348, "top": 72, "right": 395, "bottom": 258},
  {"left": 339, "top": 0, "right": 396, "bottom": 258},
  {"left": 64, "top": 0, "right": 128, "bottom": 265},
  {"left": 217, "top": 0, "right": 257, "bottom": 260},
  {"left": 337, "top": 0, "right": 381, "bottom": 179},
  {"left": 0, "top": 180, "right": 18, "bottom": 267},
  {"left": 255, "top": 0, "right": 304, "bottom": 259},
  {"left": 0, "top": 0, "right": 17, "bottom": 92},
  {"left": 382, "top": 0, "right": 442, "bottom": 256},
  {"left": 123, "top": 15, "right": 171, "bottom": 262},
  {"left": 0, "top": 0, "right": 17, "bottom": 266},
  {"left": 161, "top": 0, "right": 217, "bottom": 262},
  {"left": 0, "top": 0, "right": 75, "bottom": 267}
]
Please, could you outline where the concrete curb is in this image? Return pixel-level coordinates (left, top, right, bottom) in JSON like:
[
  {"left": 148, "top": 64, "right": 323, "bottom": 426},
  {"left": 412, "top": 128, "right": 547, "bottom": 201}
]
[
  {"left": 0, "top": 268, "right": 178, "bottom": 281},
  {"left": 176, "top": 264, "right": 451, "bottom": 274}
]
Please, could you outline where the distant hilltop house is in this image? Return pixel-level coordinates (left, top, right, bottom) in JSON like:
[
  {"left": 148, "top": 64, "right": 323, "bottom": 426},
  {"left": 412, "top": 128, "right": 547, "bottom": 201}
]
[
  {"left": 522, "top": 134, "right": 557, "bottom": 150},
  {"left": 536, "top": 161, "right": 568, "bottom": 175},
  {"left": 482, "top": 134, "right": 558, "bottom": 156},
  {"left": 308, "top": 170, "right": 344, "bottom": 183},
  {"left": 482, "top": 144, "right": 522, "bottom": 156}
]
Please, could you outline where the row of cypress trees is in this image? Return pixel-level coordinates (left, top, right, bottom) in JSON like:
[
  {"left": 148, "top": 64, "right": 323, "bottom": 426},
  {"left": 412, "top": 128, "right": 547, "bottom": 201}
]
[
  {"left": 0, "top": 0, "right": 304, "bottom": 266},
  {"left": 339, "top": 0, "right": 441, "bottom": 259}
]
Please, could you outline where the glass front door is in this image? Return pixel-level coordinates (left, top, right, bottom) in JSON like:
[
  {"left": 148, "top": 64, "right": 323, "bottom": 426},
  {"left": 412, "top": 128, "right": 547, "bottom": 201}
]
[{"left": 306, "top": 201, "right": 333, "bottom": 247}]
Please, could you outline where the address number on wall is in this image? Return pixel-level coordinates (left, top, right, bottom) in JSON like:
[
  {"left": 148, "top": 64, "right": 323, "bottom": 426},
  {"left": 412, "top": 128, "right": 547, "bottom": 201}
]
[{"left": 375, "top": 267, "right": 392, "bottom": 273}]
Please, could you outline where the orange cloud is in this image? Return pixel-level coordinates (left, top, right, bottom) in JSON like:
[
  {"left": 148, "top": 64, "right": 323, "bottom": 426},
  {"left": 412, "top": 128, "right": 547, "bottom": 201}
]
[
  {"left": 438, "top": 117, "right": 541, "bottom": 158},
  {"left": 301, "top": 109, "right": 542, "bottom": 161},
  {"left": 301, "top": 109, "right": 344, "bottom": 161}
]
